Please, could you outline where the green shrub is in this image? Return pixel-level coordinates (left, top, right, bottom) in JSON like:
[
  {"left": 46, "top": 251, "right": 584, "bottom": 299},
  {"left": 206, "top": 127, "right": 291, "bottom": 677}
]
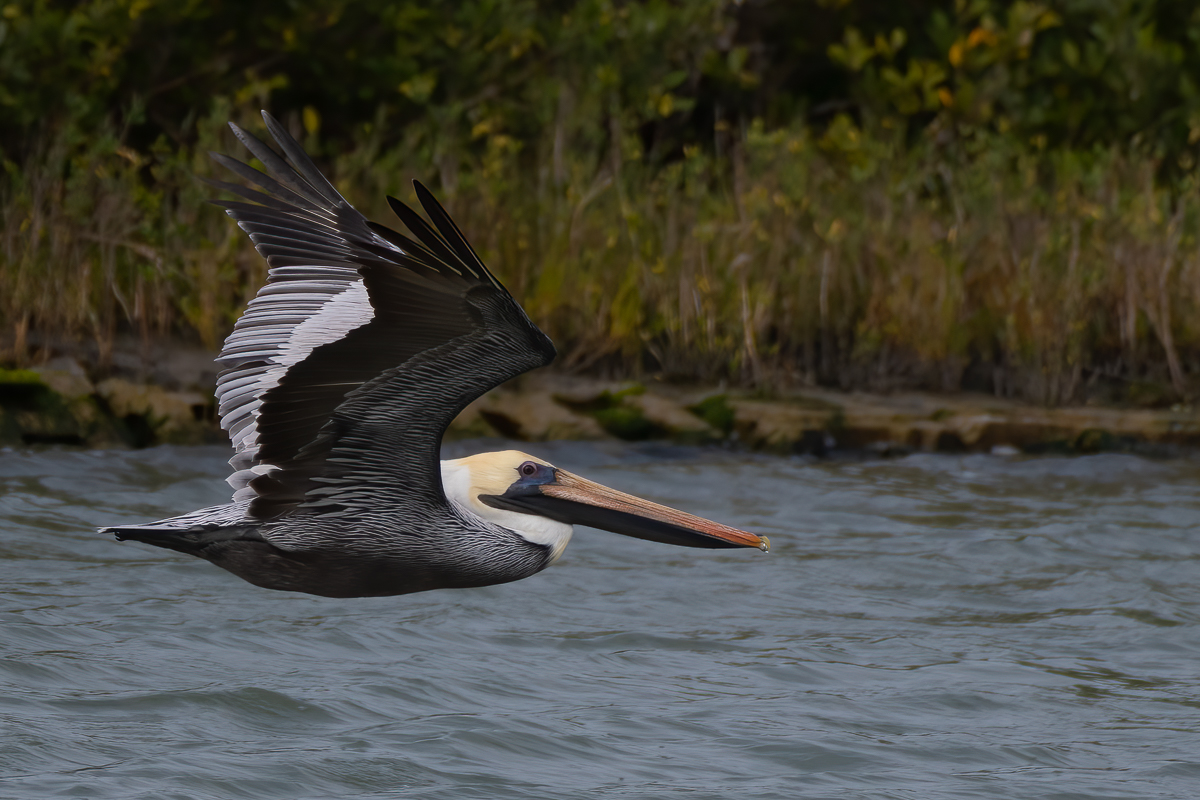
[{"left": 3, "top": 1, "right": 1200, "bottom": 404}]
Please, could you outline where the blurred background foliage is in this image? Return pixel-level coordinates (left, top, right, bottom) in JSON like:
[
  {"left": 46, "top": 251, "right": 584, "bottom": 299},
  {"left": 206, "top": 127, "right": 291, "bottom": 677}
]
[{"left": 3, "top": 0, "right": 1200, "bottom": 404}]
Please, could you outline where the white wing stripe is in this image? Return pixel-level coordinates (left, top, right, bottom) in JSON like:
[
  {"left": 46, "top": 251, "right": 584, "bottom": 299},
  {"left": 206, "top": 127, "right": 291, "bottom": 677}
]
[
  {"left": 216, "top": 272, "right": 375, "bottom": 489},
  {"left": 271, "top": 281, "right": 372, "bottom": 368}
]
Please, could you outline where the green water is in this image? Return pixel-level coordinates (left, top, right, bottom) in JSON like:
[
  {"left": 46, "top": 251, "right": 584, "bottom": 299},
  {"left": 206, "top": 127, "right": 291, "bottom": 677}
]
[{"left": 2, "top": 442, "right": 1199, "bottom": 799}]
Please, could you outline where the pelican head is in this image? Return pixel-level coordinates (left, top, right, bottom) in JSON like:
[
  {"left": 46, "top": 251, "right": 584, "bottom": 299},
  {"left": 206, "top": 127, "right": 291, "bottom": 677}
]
[{"left": 440, "top": 451, "right": 769, "bottom": 562}]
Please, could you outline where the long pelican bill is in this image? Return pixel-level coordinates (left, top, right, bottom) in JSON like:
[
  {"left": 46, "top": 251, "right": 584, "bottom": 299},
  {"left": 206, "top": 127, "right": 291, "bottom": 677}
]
[{"left": 482, "top": 468, "right": 770, "bottom": 552}]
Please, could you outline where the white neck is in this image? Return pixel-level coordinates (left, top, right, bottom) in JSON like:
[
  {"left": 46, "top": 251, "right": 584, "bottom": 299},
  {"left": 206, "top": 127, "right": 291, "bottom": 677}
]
[{"left": 440, "top": 459, "right": 573, "bottom": 564}]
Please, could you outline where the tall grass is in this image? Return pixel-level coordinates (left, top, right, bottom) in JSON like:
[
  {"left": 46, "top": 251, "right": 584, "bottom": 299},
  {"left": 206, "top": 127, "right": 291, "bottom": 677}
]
[{"left": 4, "top": 107, "right": 1200, "bottom": 405}]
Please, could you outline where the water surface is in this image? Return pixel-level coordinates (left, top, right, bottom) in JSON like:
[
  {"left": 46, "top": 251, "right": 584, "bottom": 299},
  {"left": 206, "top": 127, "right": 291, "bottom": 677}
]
[{"left": 2, "top": 441, "right": 1199, "bottom": 799}]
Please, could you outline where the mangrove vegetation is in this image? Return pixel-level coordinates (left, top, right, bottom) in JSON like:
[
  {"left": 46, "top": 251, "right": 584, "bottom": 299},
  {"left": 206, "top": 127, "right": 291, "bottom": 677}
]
[{"left": 4, "top": 0, "right": 1200, "bottom": 405}]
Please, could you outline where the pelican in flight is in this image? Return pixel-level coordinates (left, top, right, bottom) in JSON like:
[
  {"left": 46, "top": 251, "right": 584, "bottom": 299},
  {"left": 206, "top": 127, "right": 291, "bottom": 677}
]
[{"left": 102, "top": 112, "right": 768, "bottom": 598}]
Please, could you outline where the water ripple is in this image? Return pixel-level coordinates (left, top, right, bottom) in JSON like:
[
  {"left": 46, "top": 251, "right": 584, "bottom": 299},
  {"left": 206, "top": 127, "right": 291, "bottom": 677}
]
[{"left": 1, "top": 444, "right": 1199, "bottom": 798}]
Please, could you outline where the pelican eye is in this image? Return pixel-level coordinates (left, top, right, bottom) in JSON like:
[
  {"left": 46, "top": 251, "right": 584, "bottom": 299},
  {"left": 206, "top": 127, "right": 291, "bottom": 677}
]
[{"left": 518, "top": 461, "right": 539, "bottom": 478}]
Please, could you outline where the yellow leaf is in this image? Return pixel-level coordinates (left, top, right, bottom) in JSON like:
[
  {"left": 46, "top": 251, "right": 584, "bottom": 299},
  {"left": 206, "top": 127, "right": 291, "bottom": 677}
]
[
  {"left": 967, "top": 27, "right": 996, "bottom": 48},
  {"left": 949, "top": 41, "right": 964, "bottom": 68},
  {"left": 302, "top": 106, "right": 320, "bottom": 136}
]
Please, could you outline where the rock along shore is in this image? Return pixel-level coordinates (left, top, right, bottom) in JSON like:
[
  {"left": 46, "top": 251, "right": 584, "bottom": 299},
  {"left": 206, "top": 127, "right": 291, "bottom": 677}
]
[{"left": 3, "top": 357, "right": 1199, "bottom": 457}]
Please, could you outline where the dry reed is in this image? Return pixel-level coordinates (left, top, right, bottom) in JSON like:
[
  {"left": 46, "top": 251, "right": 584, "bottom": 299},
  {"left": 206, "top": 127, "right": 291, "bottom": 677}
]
[{"left": 3, "top": 110, "right": 1199, "bottom": 405}]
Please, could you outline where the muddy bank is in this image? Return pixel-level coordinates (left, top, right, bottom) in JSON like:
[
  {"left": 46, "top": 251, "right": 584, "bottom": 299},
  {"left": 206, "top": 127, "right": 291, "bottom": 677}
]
[
  {"left": 459, "top": 374, "right": 1200, "bottom": 457},
  {"left": 3, "top": 356, "right": 1198, "bottom": 457},
  {"left": 0, "top": 359, "right": 217, "bottom": 448}
]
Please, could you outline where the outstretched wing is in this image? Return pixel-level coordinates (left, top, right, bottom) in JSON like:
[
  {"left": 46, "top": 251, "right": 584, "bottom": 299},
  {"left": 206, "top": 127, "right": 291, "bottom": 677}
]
[{"left": 211, "top": 112, "right": 555, "bottom": 522}]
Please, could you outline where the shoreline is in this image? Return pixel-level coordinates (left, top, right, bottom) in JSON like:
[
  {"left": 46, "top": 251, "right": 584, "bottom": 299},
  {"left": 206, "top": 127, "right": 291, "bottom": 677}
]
[{"left": 3, "top": 355, "right": 1198, "bottom": 458}]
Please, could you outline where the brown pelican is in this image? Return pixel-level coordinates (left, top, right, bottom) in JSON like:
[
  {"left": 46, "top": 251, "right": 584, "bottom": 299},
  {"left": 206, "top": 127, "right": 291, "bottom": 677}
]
[{"left": 101, "top": 112, "right": 768, "bottom": 598}]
